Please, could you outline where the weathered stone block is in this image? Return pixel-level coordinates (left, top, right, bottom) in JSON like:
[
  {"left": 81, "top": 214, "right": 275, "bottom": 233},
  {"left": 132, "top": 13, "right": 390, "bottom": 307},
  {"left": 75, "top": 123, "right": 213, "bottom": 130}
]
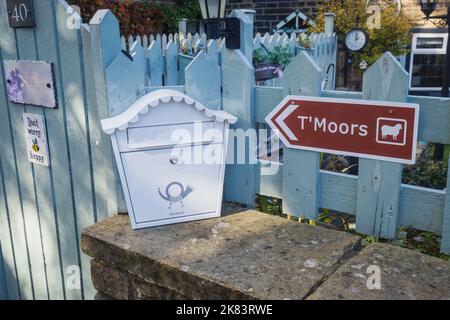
[
  {"left": 131, "top": 277, "right": 188, "bottom": 300},
  {"left": 81, "top": 210, "right": 361, "bottom": 300},
  {"left": 95, "top": 292, "right": 115, "bottom": 300},
  {"left": 308, "top": 243, "right": 450, "bottom": 300},
  {"left": 91, "top": 260, "right": 130, "bottom": 300}
]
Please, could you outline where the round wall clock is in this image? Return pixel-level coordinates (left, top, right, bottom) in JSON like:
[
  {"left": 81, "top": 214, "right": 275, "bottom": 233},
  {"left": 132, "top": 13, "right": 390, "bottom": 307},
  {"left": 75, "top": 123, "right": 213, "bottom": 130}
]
[{"left": 344, "top": 28, "right": 368, "bottom": 52}]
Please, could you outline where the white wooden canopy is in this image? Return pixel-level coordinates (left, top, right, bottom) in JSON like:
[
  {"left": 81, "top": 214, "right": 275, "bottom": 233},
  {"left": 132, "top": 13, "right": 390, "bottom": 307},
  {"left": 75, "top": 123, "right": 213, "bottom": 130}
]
[{"left": 101, "top": 89, "right": 238, "bottom": 134}]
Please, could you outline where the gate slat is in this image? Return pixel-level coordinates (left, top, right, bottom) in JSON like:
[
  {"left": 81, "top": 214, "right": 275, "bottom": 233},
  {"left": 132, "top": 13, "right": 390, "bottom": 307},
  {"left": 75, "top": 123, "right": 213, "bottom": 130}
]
[
  {"left": 222, "top": 50, "right": 256, "bottom": 206},
  {"left": 356, "top": 53, "right": 409, "bottom": 239},
  {"left": 281, "top": 52, "right": 322, "bottom": 219},
  {"left": 441, "top": 159, "right": 450, "bottom": 254},
  {"left": 186, "top": 51, "right": 221, "bottom": 110},
  {"left": 31, "top": 0, "right": 68, "bottom": 300},
  {"left": 14, "top": 22, "right": 49, "bottom": 301}
]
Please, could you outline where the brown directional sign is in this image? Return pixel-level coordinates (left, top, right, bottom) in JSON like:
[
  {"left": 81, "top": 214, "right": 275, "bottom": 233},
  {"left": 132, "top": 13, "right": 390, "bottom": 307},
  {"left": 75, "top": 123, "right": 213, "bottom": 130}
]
[
  {"left": 6, "top": 0, "right": 35, "bottom": 28},
  {"left": 266, "top": 96, "right": 420, "bottom": 165}
]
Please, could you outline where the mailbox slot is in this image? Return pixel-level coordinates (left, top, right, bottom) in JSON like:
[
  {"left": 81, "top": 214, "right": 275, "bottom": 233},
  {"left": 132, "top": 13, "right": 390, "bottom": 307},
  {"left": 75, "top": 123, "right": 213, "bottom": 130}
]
[{"left": 127, "top": 121, "right": 218, "bottom": 150}]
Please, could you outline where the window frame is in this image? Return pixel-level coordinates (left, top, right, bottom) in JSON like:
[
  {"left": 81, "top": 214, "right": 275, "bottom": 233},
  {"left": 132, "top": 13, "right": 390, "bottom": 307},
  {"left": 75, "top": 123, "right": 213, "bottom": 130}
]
[{"left": 409, "top": 32, "right": 448, "bottom": 91}]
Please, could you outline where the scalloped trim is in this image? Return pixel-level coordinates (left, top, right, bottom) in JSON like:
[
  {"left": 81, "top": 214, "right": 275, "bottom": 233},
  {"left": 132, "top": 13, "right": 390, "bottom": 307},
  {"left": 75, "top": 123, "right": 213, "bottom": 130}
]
[{"left": 101, "top": 89, "right": 237, "bottom": 135}]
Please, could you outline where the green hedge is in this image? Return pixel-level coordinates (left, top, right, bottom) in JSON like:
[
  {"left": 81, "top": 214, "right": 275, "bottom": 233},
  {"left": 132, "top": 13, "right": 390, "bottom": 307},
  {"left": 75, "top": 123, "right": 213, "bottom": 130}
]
[{"left": 69, "top": 0, "right": 201, "bottom": 35}]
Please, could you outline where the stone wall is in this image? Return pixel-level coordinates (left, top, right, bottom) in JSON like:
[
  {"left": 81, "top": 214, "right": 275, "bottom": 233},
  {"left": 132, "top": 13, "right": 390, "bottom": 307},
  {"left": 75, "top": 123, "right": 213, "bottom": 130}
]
[
  {"left": 81, "top": 209, "right": 450, "bottom": 300},
  {"left": 81, "top": 210, "right": 362, "bottom": 300}
]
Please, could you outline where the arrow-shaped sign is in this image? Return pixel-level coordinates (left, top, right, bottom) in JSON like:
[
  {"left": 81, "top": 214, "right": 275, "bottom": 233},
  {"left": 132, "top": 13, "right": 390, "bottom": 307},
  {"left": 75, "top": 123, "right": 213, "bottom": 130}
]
[
  {"left": 275, "top": 104, "right": 299, "bottom": 141},
  {"left": 265, "top": 95, "right": 420, "bottom": 165}
]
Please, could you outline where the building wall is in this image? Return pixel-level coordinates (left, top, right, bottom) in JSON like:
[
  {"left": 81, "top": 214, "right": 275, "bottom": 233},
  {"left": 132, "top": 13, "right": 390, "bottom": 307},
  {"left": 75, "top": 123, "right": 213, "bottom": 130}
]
[
  {"left": 227, "top": 0, "right": 324, "bottom": 34},
  {"left": 227, "top": 0, "right": 450, "bottom": 34},
  {"left": 402, "top": 0, "right": 450, "bottom": 27}
]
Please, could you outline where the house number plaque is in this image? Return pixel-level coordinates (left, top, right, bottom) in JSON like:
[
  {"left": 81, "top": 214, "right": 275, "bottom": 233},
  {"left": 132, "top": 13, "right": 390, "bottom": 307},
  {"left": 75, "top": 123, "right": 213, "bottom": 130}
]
[{"left": 6, "top": 0, "right": 35, "bottom": 28}]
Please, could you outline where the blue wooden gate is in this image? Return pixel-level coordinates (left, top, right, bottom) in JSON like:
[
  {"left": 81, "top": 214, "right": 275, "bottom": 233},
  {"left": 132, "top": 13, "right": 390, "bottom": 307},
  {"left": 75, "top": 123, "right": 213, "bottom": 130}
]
[{"left": 0, "top": 1, "right": 118, "bottom": 299}]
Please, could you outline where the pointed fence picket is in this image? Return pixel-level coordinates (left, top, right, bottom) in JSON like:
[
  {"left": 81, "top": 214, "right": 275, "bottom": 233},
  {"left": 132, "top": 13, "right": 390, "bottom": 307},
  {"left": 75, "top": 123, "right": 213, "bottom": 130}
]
[{"left": 120, "top": 30, "right": 338, "bottom": 89}]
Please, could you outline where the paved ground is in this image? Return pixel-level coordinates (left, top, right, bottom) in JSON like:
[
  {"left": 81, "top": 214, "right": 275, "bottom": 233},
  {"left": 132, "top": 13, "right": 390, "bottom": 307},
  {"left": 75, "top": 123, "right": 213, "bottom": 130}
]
[{"left": 82, "top": 207, "right": 450, "bottom": 300}]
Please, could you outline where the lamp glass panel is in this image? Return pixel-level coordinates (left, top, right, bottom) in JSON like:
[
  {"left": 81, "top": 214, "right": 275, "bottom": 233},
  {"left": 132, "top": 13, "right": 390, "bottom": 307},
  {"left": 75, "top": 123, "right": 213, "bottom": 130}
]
[
  {"left": 208, "top": 0, "right": 220, "bottom": 19},
  {"left": 199, "top": 0, "right": 208, "bottom": 19},
  {"left": 220, "top": 0, "right": 226, "bottom": 18}
]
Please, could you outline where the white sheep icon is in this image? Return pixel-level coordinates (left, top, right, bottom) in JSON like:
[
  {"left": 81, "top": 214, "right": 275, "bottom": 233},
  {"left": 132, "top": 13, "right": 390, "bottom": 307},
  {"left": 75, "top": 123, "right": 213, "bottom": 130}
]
[{"left": 381, "top": 123, "right": 403, "bottom": 141}]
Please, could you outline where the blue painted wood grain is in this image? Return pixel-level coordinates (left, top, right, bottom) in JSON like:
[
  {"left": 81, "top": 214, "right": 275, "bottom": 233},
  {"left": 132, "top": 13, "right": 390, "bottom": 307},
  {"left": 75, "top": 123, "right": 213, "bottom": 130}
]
[
  {"left": 281, "top": 52, "right": 322, "bottom": 220},
  {"left": 14, "top": 16, "right": 49, "bottom": 301},
  {"left": 407, "top": 96, "right": 450, "bottom": 144},
  {"left": 88, "top": 9, "right": 120, "bottom": 218},
  {"left": 0, "top": 8, "right": 21, "bottom": 300},
  {"left": 82, "top": 9, "right": 120, "bottom": 286},
  {"left": 0, "top": 244, "right": 6, "bottom": 299},
  {"left": 103, "top": 14, "right": 147, "bottom": 218},
  {"left": 254, "top": 87, "right": 284, "bottom": 123},
  {"left": 356, "top": 53, "right": 408, "bottom": 240},
  {"left": 165, "top": 40, "right": 178, "bottom": 86},
  {"left": 148, "top": 39, "right": 163, "bottom": 86},
  {"left": 55, "top": 0, "right": 96, "bottom": 299},
  {"left": 442, "top": 158, "right": 450, "bottom": 253},
  {"left": 0, "top": 153, "right": 19, "bottom": 299},
  {"left": 229, "top": 10, "right": 253, "bottom": 64},
  {"left": 222, "top": 49, "right": 256, "bottom": 206},
  {"left": 178, "top": 54, "right": 194, "bottom": 85},
  {"left": 186, "top": 51, "right": 221, "bottom": 110},
  {"left": 23, "top": 0, "right": 65, "bottom": 300},
  {"left": 0, "top": 0, "right": 34, "bottom": 300},
  {"left": 258, "top": 162, "right": 445, "bottom": 235}
]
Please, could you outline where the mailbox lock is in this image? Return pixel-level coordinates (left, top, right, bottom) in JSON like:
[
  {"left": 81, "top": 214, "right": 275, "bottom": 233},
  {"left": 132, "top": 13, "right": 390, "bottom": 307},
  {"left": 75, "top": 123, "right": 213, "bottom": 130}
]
[{"left": 170, "top": 156, "right": 179, "bottom": 165}]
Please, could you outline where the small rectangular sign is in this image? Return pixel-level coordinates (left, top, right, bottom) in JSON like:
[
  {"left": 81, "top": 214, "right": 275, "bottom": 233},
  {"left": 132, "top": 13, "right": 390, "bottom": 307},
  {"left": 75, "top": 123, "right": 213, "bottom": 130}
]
[
  {"left": 6, "top": 0, "right": 35, "bottom": 28},
  {"left": 23, "top": 113, "right": 50, "bottom": 167},
  {"left": 266, "top": 96, "right": 420, "bottom": 165},
  {"left": 4, "top": 60, "right": 57, "bottom": 109}
]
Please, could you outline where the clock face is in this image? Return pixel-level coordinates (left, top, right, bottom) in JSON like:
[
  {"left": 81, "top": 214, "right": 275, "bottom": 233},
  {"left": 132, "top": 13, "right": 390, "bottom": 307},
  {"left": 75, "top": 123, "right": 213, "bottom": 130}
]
[{"left": 345, "top": 29, "right": 368, "bottom": 52}]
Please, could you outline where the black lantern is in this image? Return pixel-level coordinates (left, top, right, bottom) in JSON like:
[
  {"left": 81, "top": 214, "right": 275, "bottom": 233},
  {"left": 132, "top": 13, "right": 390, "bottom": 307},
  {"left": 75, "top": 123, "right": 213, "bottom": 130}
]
[
  {"left": 199, "top": 0, "right": 226, "bottom": 19},
  {"left": 417, "top": 0, "right": 439, "bottom": 19},
  {"left": 198, "top": 0, "right": 241, "bottom": 49}
]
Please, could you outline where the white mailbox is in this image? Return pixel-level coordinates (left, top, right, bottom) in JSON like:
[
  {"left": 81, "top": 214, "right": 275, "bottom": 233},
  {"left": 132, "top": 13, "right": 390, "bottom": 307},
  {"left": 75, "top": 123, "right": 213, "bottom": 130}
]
[{"left": 101, "top": 89, "right": 237, "bottom": 229}]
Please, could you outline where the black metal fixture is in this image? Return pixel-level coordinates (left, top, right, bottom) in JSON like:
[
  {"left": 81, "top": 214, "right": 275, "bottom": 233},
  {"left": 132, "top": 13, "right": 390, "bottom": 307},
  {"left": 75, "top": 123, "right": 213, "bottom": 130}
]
[
  {"left": 198, "top": 0, "right": 241, "bottom": 49},
  {"left": 417, "top": 0, "right": 439, "bottom": 19},
  {"left": 417, "top": 0, "right": 450, "bottom": 160}
]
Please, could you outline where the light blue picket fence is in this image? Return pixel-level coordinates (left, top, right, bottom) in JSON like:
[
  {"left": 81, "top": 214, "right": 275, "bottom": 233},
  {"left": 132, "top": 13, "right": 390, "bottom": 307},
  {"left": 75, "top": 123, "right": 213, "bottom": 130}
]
[
  {"left": 120, "top": 28, "right": 337, "bottom": 89},
  {"left": 0, "top": 1, "right": 449, "bottom": 301}
]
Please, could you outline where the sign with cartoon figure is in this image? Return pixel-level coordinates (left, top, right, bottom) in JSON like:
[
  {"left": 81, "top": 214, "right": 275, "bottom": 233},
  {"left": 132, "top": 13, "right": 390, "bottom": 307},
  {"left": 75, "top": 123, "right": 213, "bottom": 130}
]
[
  {"left": 23, "top": 113, "right": 49, "bottom": 166},
  {"left": 266, "top": 96, "right": 419, "bottom": 164},
  {"left": 4, "top": 60, "right": 57, "bottom": 109}
]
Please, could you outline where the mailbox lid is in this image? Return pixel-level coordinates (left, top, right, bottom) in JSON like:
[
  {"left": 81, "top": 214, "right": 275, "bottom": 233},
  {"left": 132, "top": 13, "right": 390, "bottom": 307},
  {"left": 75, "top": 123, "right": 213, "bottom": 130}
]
[
  {"left": 101, "top": 89, "right": 237, "bottom": 135},
  {"left": 122, "top": 121, "right": 224, "bottom": 151},
  {"left": 121, "top": 145, "right": 224, "bottom": 227}
]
